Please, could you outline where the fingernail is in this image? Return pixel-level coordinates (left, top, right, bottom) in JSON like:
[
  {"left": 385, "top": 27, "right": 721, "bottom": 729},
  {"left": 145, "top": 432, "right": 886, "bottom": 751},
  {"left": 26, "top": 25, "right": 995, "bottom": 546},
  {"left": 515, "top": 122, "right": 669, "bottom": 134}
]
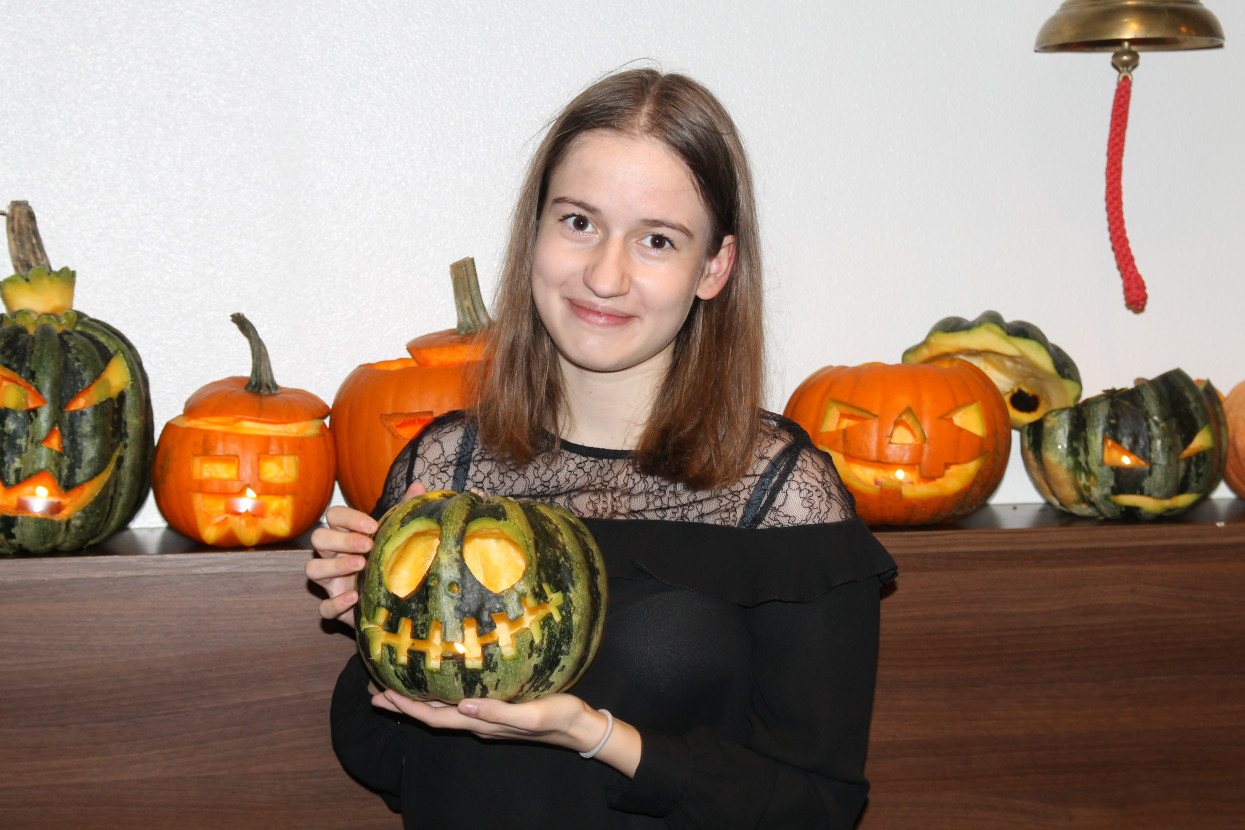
[{"left": 459, "top": 700, "right": 479, "bottom": 716}]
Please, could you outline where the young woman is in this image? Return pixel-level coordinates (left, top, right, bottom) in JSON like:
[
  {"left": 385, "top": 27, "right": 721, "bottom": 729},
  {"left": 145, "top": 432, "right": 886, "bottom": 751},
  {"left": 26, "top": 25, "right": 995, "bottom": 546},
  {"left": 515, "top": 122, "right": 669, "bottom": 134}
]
[{"left": 308, "top": 67, "right": 896, "bottom": 828}]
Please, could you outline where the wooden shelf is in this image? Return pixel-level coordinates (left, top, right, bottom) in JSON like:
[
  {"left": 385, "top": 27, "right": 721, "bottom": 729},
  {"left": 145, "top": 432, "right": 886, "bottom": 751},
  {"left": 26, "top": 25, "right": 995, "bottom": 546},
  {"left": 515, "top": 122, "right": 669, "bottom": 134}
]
[{"left": 1, "top": 501, "right": 1242, "bottom": 829}]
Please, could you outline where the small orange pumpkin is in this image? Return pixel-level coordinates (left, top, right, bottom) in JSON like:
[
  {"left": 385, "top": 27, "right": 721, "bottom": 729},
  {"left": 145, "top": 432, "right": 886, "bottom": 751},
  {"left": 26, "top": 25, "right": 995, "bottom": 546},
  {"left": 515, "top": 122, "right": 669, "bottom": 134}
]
[
  {"left": 1221, "top": 380, "right": 1245, "bottom": 499},
  {"left": 331, "top": 258, "right": 488, "bottom": 512},
  {"left": 152, "top": 314, "right": 335, "bottom": 546},
  {"left": 784, "top": 359, "right": 1011, "bottom": 526}
]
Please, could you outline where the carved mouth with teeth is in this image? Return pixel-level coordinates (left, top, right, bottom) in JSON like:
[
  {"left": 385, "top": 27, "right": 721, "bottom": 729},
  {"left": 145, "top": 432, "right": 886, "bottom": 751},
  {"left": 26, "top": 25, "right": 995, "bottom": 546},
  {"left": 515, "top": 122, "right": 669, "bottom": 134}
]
[{"left": 360, "top": 587, "right": 563, "bottom": 670}]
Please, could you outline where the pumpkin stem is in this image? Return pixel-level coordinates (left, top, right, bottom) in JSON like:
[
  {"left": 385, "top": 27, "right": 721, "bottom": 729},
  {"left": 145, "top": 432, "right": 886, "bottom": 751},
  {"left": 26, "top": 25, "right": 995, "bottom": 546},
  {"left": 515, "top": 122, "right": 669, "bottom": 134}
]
[
  {"left": 450, "top": 257, "right": 490, "bottom": 335},
  {"left": 231, "top": 312, "right": 280, "bottom": 395},
  {"left": 6, "top": 201, "right": 52, "bottom": 276}
]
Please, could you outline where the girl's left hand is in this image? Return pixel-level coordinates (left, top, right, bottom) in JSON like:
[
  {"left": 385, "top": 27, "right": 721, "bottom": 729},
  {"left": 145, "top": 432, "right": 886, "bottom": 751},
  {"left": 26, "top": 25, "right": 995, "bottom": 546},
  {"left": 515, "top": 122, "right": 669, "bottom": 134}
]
[
  {"left": 373, "top": 690, "right": 595, "bottom": 749},
  {"left": 371, "top": 690, "right": 640, "bottom": 777}
]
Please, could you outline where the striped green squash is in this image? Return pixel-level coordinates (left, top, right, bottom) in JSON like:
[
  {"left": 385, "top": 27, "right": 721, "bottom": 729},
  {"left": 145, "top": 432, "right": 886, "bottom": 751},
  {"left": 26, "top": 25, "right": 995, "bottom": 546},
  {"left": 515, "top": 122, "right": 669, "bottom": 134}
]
[
  {"left": 357, "top": 490, "right": 607, "bottom": 702},
  {"left": 1019, "top": 369, "right": 1226, "bottom": 520},
  {"left": 1, "top": 204, "right": 154, "bottom": 554}
]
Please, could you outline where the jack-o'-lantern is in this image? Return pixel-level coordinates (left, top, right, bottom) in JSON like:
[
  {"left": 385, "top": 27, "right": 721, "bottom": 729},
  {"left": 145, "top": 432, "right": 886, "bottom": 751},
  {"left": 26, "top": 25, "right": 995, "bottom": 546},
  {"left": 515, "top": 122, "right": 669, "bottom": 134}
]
[
  {"left": 1020, "top": 368, "right": 1226, "bottom": 519},
  {"left": 331, "top": 258, "right": 488, "bottom": 512},
  {"left": 902, "top": 311, "right": 1083, "bottom": 428},
  {"left": 152, "top": 314, "right": 335, "bottom": 546},
  {"left": 784, "top": 359, "right": 1012, "bottom": 526},
  {"left": 356, "top": 490, "right": 607, "bottom": 702},
  {"left": 1, "top": 202, "right": 154, "bottom": 554}
]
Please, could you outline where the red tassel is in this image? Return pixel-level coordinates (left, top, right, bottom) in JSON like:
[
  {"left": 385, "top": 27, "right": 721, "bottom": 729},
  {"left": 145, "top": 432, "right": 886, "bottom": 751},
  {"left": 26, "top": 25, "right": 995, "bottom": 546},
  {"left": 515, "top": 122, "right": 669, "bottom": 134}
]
[{"left": 1106, "top": 74, "right": 1147, "bottom": 313}]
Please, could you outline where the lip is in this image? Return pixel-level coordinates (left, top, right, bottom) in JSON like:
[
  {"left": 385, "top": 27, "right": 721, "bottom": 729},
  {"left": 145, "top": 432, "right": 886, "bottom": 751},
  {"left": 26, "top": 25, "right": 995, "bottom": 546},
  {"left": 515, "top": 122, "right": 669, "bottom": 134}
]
[{"left": 567, "top": 299, "right": 632, "bottom": 327}]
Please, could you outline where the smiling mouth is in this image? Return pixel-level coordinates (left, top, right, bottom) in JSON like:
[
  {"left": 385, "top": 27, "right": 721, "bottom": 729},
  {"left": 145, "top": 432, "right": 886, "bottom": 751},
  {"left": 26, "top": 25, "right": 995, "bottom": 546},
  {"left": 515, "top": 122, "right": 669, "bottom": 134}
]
[{"left": 569, "top": 300, "right": 630, "bottom": 326}]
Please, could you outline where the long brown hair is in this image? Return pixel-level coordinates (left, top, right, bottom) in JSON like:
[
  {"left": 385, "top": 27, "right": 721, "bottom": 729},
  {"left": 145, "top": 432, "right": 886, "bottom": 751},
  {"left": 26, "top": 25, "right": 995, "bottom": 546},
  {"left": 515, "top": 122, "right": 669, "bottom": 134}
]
[{"left": 472, "top": 68, "right": 764, "bottom": 490}]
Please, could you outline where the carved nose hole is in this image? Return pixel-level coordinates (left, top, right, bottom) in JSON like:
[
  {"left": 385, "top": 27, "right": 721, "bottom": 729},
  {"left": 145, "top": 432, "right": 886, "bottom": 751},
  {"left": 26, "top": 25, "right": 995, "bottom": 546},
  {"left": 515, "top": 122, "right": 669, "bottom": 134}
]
[{"left": 447, "top": 582, "right": 461, "bottom": 595}]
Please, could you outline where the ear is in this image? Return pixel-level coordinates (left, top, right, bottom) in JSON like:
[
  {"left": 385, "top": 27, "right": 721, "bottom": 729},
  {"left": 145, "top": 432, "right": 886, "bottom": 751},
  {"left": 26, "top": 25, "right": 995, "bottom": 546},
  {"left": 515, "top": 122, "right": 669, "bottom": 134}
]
[{"left": 696, "top": 234, "right": 736, "bottom": 300}]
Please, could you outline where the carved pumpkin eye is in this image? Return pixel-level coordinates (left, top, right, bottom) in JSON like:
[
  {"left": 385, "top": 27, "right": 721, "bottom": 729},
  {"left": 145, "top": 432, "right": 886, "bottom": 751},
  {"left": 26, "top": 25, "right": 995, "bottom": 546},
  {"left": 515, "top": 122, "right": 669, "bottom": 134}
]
[
  {"left": 258, "top": 454, "right": 299, "bottom": 483},
  {"left": 195, "top": 455, "right": 240, "bottom": 481},
  {"left": 380, "top": 410, "right": 435, "bottom": 441},
  {"left": 383, "top": 520, "right": 441, "bottom": 599},
  {"left": 463, "top": 520, "right": 528, "bottom": 593},
  {"left": 943, "top": 401, "right": 988, "bottom": 437},
  {"left": 1179, "top": 424, "right": 1214, "bottom": 459},
  {"left": 1103, "top": 437, "right": 1148, "bottom": 468},
  {"left": 0, "top": 365, "right": 46, "bottom": 410},
  {"left": 64, "top": 354, "right": 132, "bottom": 411},
  {"left": 820, "top": 399, "right": 876, "bottom": 432}
]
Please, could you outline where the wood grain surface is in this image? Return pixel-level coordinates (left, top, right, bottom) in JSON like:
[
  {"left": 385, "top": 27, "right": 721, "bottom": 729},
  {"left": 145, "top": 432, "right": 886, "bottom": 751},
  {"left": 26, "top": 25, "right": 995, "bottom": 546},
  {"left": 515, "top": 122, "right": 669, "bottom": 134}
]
[{"left": 2, "top": 503, "right": 1243, "bottom": 829}]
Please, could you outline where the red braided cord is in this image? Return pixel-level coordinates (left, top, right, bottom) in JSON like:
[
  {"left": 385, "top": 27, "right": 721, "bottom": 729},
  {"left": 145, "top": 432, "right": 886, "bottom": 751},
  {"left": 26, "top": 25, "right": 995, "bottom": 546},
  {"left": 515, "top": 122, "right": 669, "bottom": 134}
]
[{"left": 1106, "top": 73, "right": 1147, "bottom": 313}]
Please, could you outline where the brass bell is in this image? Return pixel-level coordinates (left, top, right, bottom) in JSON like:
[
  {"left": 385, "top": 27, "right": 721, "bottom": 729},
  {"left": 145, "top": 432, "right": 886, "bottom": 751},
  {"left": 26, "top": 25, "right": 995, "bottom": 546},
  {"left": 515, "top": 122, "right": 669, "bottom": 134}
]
[{"left": 1035, "top": 0, "right": 1224, "bottom": 54}]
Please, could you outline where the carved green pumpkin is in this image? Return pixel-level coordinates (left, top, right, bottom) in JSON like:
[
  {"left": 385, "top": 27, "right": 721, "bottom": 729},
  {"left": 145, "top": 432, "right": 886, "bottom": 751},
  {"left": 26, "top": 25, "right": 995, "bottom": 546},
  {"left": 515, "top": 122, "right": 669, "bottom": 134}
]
[
  {"left": 903, "top": 310, "right": 1082, "bottom": 429},
  {"left": 0, "top": 203, "right": 153, "bottom": 554},
  {"left": 1019, "top": 368, "right": 1226, "bottom": 519},
  {"left": 356, "top": 490, "right": 607, "bottom": 702}
]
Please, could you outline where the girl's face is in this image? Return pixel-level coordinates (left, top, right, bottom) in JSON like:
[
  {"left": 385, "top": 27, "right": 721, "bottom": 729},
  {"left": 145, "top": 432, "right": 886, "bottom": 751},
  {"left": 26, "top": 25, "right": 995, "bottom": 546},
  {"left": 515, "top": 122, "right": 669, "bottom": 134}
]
[{"left": 531, "top": 130, "right": 735, "bottom": 380}]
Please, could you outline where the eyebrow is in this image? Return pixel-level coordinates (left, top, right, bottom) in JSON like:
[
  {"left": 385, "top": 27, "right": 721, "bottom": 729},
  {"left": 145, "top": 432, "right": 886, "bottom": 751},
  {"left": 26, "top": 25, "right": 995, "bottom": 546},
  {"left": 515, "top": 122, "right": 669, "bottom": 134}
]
[{"left": 549, "top": 196, "right": 697, "bottom": 241}]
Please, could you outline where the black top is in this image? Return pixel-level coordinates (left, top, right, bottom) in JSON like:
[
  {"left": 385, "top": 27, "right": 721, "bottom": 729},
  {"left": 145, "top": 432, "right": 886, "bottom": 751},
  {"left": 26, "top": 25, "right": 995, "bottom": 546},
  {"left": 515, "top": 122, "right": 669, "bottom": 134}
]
[{"left": 331, "top": 411, "right": 896, "bottom": 828}]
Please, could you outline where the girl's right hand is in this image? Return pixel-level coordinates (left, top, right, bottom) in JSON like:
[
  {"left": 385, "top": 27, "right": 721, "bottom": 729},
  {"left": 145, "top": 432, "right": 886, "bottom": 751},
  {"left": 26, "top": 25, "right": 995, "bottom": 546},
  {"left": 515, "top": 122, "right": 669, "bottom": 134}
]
[
  {"left": 307, "top": 505, "right": 377, "bottom": 625},
  {"left": 306, "top": 483, "right": 426, "bottom": 625}
]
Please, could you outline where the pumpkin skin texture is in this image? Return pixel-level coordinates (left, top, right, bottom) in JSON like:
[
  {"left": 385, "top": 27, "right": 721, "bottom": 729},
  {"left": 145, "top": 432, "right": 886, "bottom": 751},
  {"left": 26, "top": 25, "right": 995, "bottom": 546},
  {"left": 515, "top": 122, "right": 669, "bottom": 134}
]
[
  {"left": 331, "top": 258, "right": 488, "bottom": 512},
  {"left": 1, "top": 203, "right": 154, "bottom": 554},
  {"left": 902, "top": 310, "right": 1082, "bottom": 429},
  {"left": 1223, "top": 381, "right": 1245, "bottom": 499},
  {"left": 152, "top": 314, "right": 335, "bottom": 547},
  {"left": 784, "top": 359, "right": 1011, "bottom": 526},
  {"left": 1019, "top": 369, "right": 1226, "bottom": 520},
  {"left": 356, "top": 490, "right": 607, "bottom": 703}
]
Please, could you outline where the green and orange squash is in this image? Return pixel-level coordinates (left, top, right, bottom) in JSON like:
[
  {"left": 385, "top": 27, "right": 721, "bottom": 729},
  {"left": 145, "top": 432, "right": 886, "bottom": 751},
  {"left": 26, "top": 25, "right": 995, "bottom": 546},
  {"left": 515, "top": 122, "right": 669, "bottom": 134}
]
[
  {"left": 1019, "top": 369, "right": 1226, "bottom": 519},
  {"left": 1, "top": 202, "right": 154, "bottom": 554},
  {"left": 903, "top": 311, "right": 1082, "bottom": 429},
  {"left": 357, "top": 490, "right": 607, "bottom": 702}
]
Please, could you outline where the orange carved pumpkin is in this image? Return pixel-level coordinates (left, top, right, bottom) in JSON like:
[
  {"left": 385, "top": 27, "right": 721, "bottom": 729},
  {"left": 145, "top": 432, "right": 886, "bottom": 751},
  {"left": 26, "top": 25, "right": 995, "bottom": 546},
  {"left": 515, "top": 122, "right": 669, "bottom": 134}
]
[
  {"left": 331, "top": 258, "right": 488, "bottom": 512},
  {"left": 784, "top": 359, "right": 1011, "bottom": 526},
  {"left": 152, "top": 314, "right": 335, "bottom": 546}
]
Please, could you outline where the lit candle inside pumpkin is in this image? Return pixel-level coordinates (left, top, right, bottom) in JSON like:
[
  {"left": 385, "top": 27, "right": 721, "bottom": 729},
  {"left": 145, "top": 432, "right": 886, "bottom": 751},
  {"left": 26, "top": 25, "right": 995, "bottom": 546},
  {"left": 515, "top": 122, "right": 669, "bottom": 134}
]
[
  {"left": 225, "top": 488, "right": 266, "bottom": 516},
  {"left": 17, "top": 485, "right": 63, "bottom": 516}
]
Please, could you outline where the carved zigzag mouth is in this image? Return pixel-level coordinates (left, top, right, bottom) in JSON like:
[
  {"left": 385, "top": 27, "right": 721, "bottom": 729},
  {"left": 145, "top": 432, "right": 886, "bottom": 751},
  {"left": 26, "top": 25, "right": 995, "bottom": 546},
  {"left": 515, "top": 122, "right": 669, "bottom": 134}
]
[
  {"left": 0, "top": 451, "right": 119, "bottom": 519},
  {"left": 361, "top": 588, "right": 564, "bottom": 670}
]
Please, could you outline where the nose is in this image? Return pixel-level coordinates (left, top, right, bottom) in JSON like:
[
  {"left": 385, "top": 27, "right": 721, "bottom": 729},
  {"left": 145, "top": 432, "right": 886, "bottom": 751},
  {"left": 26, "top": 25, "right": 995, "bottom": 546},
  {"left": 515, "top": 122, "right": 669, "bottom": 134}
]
[{"left": 582, "top": 239, "right": 629, "bottom": 298}]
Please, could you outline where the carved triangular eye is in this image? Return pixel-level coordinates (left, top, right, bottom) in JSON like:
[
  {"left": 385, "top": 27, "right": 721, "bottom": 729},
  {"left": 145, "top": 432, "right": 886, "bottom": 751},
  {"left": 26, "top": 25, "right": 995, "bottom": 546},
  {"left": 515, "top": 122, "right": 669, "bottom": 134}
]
[
  {"left": 942, "top": 401, "right": 987, "bottom": 437},
  {"left": 64, "top": 354, "right": 131, "bottom": 411},
  {"left": 888, "top": 407, "right": 926, "bottom": 445},
  {"left": 1179, "top": 424, "right": 1214, "bottom": 459},
  {"left": 820, "top": 399, "right": 876, "bottom": 432},
  {"left": 383, "top": 521, "right": 441, "bottom": 599},
  {"left": 0, "top": 365, "right": 46, "bottom": 410},
  {"left": 381, "top": 410, "right": 435, "bottom": 440},
  {"left": 1103, "top": 436, "right": 1148, "bottom": 468},
  {"left": 464, "top": 520, "right": 528, "bottom": 593}
]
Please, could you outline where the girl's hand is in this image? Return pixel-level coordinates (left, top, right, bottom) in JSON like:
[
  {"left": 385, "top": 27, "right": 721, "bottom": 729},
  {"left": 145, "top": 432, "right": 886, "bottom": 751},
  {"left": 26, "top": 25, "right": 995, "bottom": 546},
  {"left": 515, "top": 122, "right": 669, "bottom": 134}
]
[
  {"left": 306, "top": 482, "right": 426, "bottom": 624},
  {"left": 371, "top": 690, "right": 639, "bottom": 776}
]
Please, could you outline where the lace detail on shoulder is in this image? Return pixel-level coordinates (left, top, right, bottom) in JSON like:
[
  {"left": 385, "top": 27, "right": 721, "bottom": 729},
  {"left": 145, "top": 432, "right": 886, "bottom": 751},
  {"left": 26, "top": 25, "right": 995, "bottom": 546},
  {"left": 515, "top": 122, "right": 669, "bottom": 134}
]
[{"left": 376, "top": 411, "right": 856, "bottom": 528}]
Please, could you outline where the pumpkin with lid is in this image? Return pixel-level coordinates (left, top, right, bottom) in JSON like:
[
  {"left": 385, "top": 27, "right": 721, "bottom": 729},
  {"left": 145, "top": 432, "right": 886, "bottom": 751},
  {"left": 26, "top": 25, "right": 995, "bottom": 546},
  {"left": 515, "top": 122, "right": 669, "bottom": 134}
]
[{"left": 152, "top": 314, "right": 335, "bottom": 546}]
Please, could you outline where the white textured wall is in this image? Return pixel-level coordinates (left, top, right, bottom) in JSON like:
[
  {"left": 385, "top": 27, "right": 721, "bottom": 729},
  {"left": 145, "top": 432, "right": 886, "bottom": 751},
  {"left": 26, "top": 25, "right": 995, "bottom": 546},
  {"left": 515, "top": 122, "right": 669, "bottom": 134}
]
[{"left": 4, "top": 1, "right": 1242, "bottom": 528}]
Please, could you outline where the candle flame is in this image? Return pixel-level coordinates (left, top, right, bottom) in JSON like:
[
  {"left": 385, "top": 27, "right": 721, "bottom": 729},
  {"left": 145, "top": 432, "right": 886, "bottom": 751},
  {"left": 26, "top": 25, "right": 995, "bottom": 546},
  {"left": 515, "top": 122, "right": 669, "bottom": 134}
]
[
  {"left": 452, "top": 642, "right": 467, "bottom": 655},
  {"left": 34, "top": 485, "right": 49, "bottom": 498},
  {"left": 245, "top": 487, "right": 258, "bottom": 498},
  {"left": 894, "top": 470, "right": 905, "bottom": 480}
]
